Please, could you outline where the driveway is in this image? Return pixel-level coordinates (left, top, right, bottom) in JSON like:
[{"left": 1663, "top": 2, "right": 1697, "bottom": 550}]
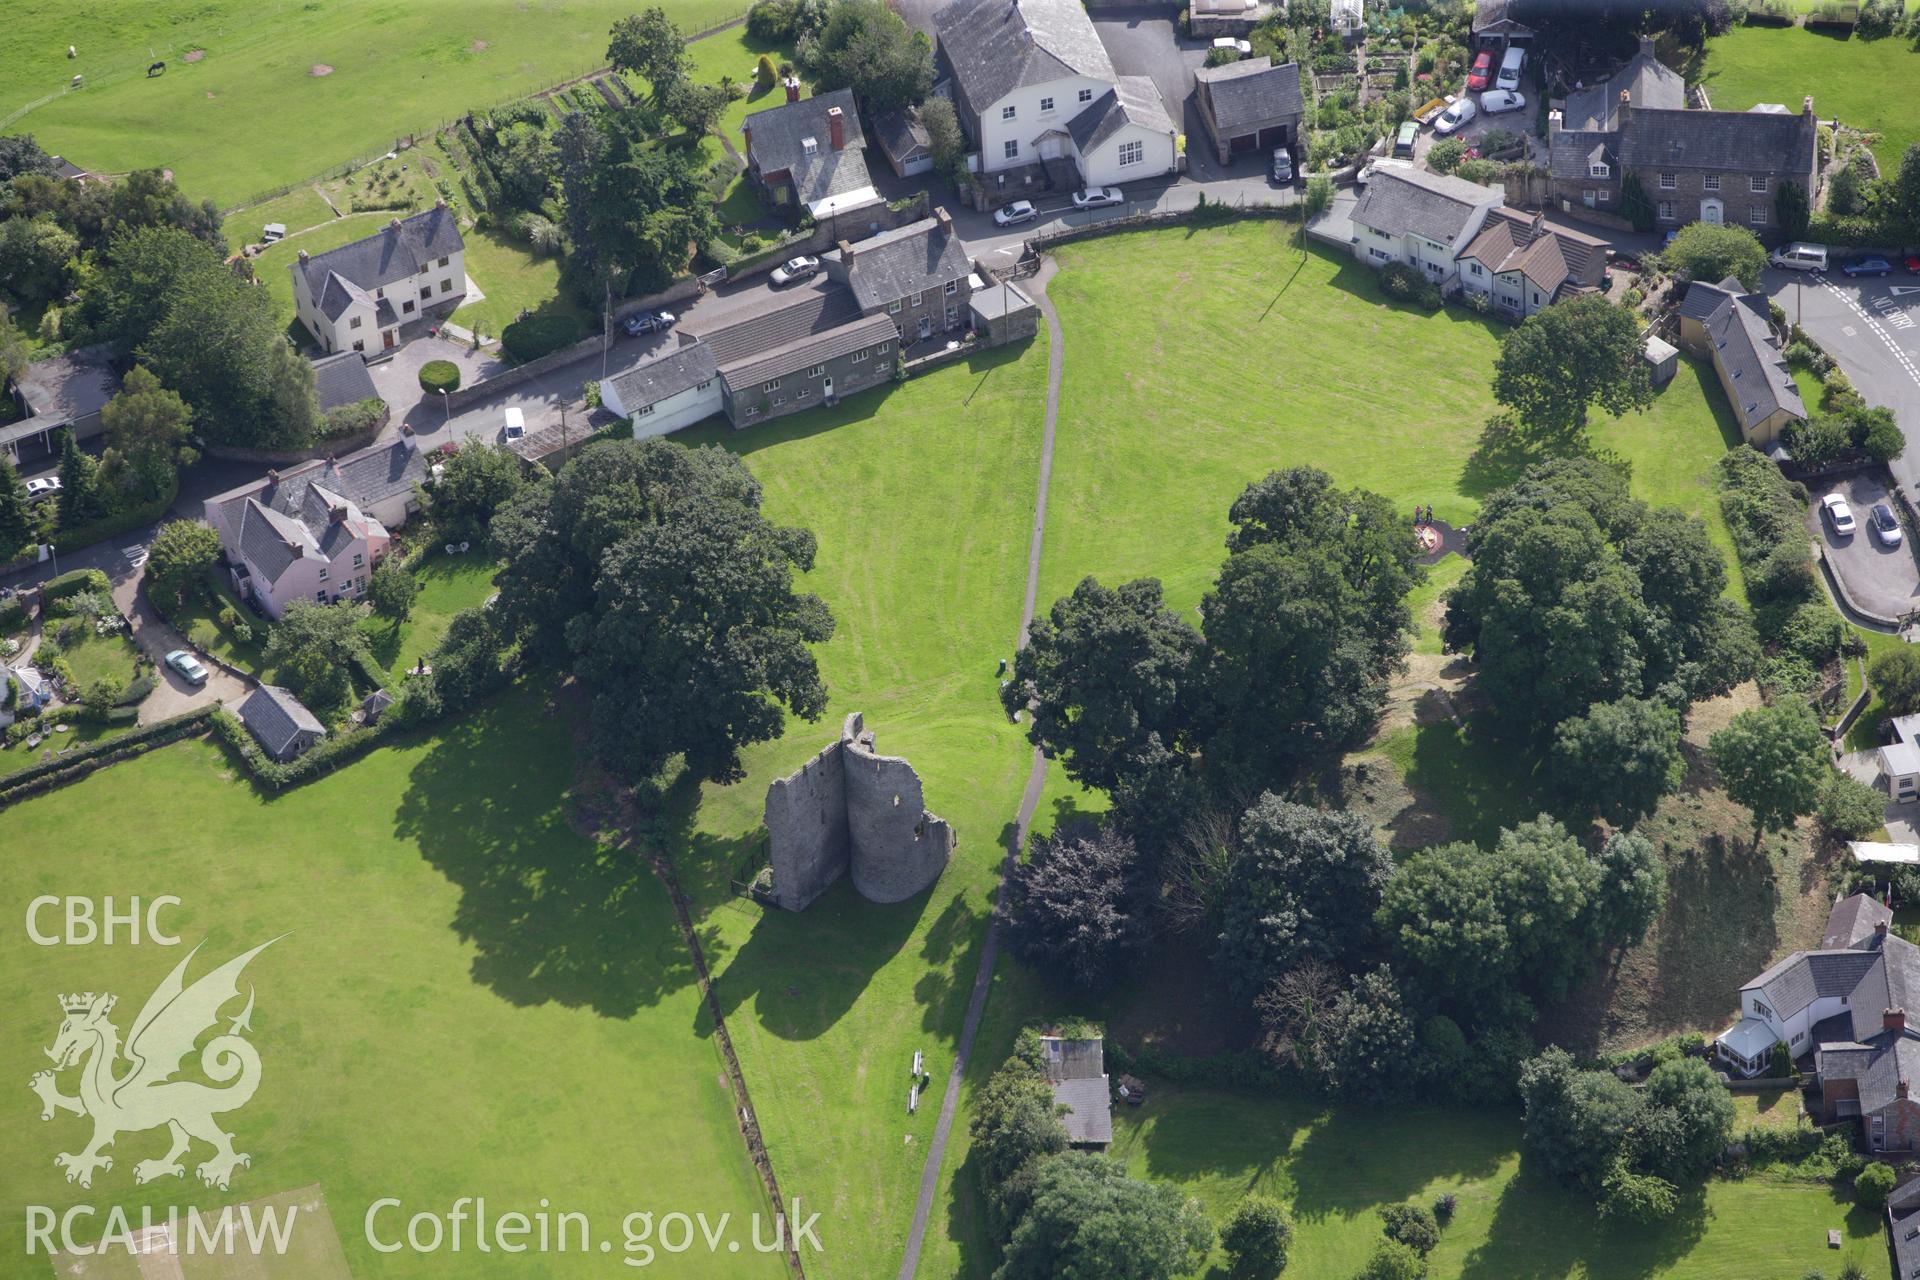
[
  {"left": 368, "top": 336, "right": 507, "bottom": 437},
  {"left": 1767, "top": 268, "right": 1920, "bottom": 496},
  {"left": 105, "top": 551, "right": 251, "bottom": 722},
  {"left": 1808, "top": 472, "right": 1920, "bottom": 623}
]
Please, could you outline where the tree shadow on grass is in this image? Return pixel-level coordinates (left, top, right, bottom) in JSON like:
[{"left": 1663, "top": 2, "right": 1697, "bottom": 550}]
[
  {"left": 1456, "top": 1168, "right": 1708, "bottom": 1280},
  {"left": 1287, "top": 1103, "right": 1514, "bottom": 1225},
  {"left": 391, "top": 690, "right": 698, "bottom": 1017},
  {"left": 1395, "top": 714, "right": 1547, "bottom": 849},
  {"left": 1459, "top": 413, "right": 1600, "bottom": 500}
]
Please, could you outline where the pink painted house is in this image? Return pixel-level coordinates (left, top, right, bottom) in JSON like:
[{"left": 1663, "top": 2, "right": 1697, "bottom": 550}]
[{"left": 203, "top": 436, "right": 426, "bottom": 620}]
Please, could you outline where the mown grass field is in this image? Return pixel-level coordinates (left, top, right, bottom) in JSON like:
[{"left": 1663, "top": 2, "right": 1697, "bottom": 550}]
[
  {"left": 1108, "top": 1085, "right": 1882, "bottom": 1280},
  {"left": 0, "top": 684, "right": 779, "bottom": 1276},
  {"left": 1703, "top": 24, "right": 1920, "bottom": 171},
  {"left": 668, "top": 338, "right": 1049, "bottom": 1280},
  {"left": 2, "top": 0, "right": 752, "bottom": 209}
]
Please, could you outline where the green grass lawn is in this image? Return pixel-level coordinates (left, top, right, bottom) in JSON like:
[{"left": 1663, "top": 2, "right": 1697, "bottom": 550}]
[
  {"left": 51, "top": 626, "right": 143, "bottom": 689},
  {"left": 1704, "top": 23, "right": 1920, "bottom": 171},
  {"left": 226, "top": 185, "right": 338, "bottom": 243},
  {"left": 449, "top": 228, "right": 588, "bottom": 341},
  {"left": 0, "top": 683, "right": 780, "bottom": 1276},
  {"left": 1108, "top": 1084, "right": 1882, "bottom": 1280},
  {"left": 0, "top": 718, "right": 134, "bottom": 778},
  {"left": 2, "top": 0, "right": 752, "bottom": 209},
  {"left": 362, "top": 551, "right": 500, "bottom": 680},
  {"left": 667, "top": 338, "right": 1049, "bottom": 1280},
  {"left": 174, "top": 574, "right": 272, "bottom": 679},
  {"left": 1040, "top": 225, "right": 1749, "bottom": 616}
]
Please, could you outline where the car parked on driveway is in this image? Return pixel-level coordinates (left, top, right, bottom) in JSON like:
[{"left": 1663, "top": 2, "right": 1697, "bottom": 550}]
[
  {"left": 621, "top": 309, "right": 675, "bottom": 336},
  {"left": 993, "top": 200, "right": 1038, "bottom": 227},
  {"left": 1433, "top": 98, "right": 1477, "bottom": 136},
  {"left": 24, "top": 476, "right": 61, "bottom": 502},
  {"left": 1479, "top": 89, "right": 1526, "bottom": 114},
  {"left": 770, "top": 255, "right": 821, "bottom": 287},
  {"left": 1872, "top": 502, "right": 1904, "bottom": 546},
  {"left": 1271, "top": 149, "right": 1293, "bottom": 184},
  {"left": 1468, "top": 50, "right": 1494, "bottom": 91},
  {"left": 1822, "top": 492, "right": 1857, "bottom": 536},
  {"left": 1843, "top": 255, "right": 1894, "bottom": 278},
  {"left": 1072, "top": 187, "right": 1124, "bottom": 210},
  {"left": 165, "top": 649, "right": 209, "bottom": 686}
]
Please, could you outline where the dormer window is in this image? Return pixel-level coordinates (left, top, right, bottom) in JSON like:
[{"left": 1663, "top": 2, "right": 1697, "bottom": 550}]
[
  {"left": 802, "top": 137, "right": 818, "bottom": 156},
  {"left": 1589, "top": 162, "right": 1609, "bottom": 178}
]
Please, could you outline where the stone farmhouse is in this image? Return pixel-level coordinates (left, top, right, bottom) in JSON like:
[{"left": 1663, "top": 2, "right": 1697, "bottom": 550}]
[
  {"left": 1676, "top": 276, "right": 1806, "bottom": 449},
  {"left": 934, "top": 0, "right": 1177, "bottom": 194},
  {"left": 1349, "top": 162, "right": 1505, "bottom": 289},
  {"left": 1193, "top": 57, "right": 1304, "bottom": 167},
  {"left": 290, "top": 204, "right": 465, "bottom": 358},
  {"left": 1548, "top": 38, "right": 1818, "bottom": 241},
  {"left": 602, "top": 214, "right": 1036, "bottom": 431},
  {"left": 1717, "top": 892, "right": 1920, "bottom": 1153},
  {"left": 1456, "top": 206, "right": 1608, "bottom": 318},
  {"left": 742, "top": 86, "right": 883, "bottom": 222},
  {"left": 203, "top": 435, "right": 427, "bottom": 619}
]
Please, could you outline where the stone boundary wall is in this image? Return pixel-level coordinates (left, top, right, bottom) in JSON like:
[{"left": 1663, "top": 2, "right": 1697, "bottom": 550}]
[
  {"left": 202, "top": 414, "right": 387, "bottom": 464},
  {"left": 442, "top": 332, "right": 611, "bottom": 411}
]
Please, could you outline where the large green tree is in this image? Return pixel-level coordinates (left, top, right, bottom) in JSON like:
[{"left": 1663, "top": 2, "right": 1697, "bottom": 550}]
[
  {"left": 143, "top": 519, "right": 220, "bottom": 612},
  {"left": 1707, "top": 700, "right": 1827, "bottom": 840},
  {"left": 1550, "top": 694, "right": 1683, "bottom": 826},
  {"left": 0, "top": 133, "right": 58, "bottom": 186},
  {"left": 0, "top": 459, "right": 32, "bottom": 555},
  {"left": 1663, "top": 221, "right": 1767, "bottom": 290},
  {"left": 1215, "top": 795, "right": 1393, "bottom": 1001},
  {"left": 607, "top": 8, "right": 691, "bottom": 105},
  {"left": 799, "top": 0, "right": 935, "bottom": 113},
  {"left": 921, "top": 96, "right": 967, "bottom": 183},
  {"left": 1493, "top": 296, "right": 1653, "bottom": 437},
  {"left": 98, "top": 365, "right": 194, "bottom": 501},
  {"left": 1518, "top": 1047, "right": 1643, "bottom": 1190},
  {"left": 1591, "top": 831, "right": 1667, "bottom": 950},
  {"left": 491, "top": 439, "right": 832, "bottom": 784},
  {"left": 56, "top": 429, "right": 107, "bottom": 527},
  {"left": 263, "top": 599, "right": 373, "bottom": 709},
  {"left": 1632, "top": 1057, "right": 1734, "bottom": 1182},
  {"left": 996, "top": 1152, "right": 1215, "bottom": 1280},
  {"left": 427, "top": 441, "right": 527, "bottom": 545},
  {"left": 1221, "top": 1194, "right": 1292, "bottom": 1280},
  {"left": 970, "top": 1052, "right": 1069, "bottom": 1238},
  {"left": 0, "top": 215, "right": 77, "bottom": 304}
]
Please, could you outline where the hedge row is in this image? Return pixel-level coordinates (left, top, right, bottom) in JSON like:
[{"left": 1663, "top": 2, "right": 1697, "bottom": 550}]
[
  {"left": 53, "top": 485, "right": 177, "bottom": 556},
  {"left": 501, "top": 313, "right": 584, "bottom": 363},
  {"left": 209, "top": 706, "right": 389, "bottom": 789},
  {"left": 0, "top": 709, "right": 214, "bottom": 808},
  {"left": 41, "top": 567, "right": 112, "bottom": 605}
]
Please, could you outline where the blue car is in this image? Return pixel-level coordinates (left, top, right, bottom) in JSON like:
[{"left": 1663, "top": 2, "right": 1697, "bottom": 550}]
[{"left": 1842, "top": 255, "right": 1893, "bottom": 278}]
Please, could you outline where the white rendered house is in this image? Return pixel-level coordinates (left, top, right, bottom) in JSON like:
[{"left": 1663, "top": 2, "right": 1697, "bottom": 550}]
[{"left": 290, "top": 203, "right": 465, "bottom": 358}]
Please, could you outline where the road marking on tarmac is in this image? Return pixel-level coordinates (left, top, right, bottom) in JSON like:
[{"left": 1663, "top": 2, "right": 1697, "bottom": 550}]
[
  {"left": 122, "top": 543, "right": 148, "bottom": 568},
  {"left": 1822, "top": 279, "right": 1920, "bottom": 390}
]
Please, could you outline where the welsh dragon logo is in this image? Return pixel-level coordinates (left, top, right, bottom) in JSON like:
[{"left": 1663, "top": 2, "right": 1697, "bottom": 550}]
[{"left": 30, "top": 939, "right": 280, "bottom": 1191}]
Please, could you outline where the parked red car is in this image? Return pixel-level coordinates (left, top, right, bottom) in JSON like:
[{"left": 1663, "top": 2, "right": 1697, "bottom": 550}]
[
  {"left": 1468, "top": 50, "right": 1494, "bottom": 91},
  {"left": 1905, "top": 252, "right": 1920, "bottom": 274}
]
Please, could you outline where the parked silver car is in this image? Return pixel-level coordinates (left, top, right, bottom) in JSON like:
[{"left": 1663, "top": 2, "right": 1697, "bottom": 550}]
[{"left": 770, "top": 255, "right": 821, "bottom": 286}]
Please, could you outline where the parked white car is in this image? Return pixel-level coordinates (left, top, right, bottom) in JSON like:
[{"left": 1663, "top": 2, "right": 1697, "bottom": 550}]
[
  {"left": 769, "top": 255, "right": 821, "bottom": 287},
  {"left": 24, "top": 476, "right": 62, "bottom": 502},
  {"left": 1822, "top": 492, "right": 1857, "bottom": 536},
  {"left": 1432, "top": 98, "right": 1478, "bottom": 136},
  {"left": 1479, "top": 89, "right": 1526, "bottom": 114},
  {"left": 1769, "top": 242, "right": 1829, "bottom": 272},
  {"left": 1211, "top": 37, "right": 1253, "bottom": 57}
]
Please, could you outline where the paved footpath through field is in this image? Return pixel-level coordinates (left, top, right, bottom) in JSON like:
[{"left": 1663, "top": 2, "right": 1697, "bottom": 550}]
[{"left": 896, "top": 259, "right": 1064, "bottom": 1280}]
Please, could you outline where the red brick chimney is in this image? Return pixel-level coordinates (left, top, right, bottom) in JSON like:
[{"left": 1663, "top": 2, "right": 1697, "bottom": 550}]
[
  {"left": 784, "top": 76, "right": 801, "bottom": 104},
  {"left": 1903, "top": 1077, "right": 1912, "bottom": 1100},
  {"left": 1878, "top": 920, "right": 1891, "bottom": 941},
  {"left": 827, "top": 106, "right": 845, "bottom": 152},
  {"left": 1888, "top": 1007, "right": 1907, "bottom": 1035}
]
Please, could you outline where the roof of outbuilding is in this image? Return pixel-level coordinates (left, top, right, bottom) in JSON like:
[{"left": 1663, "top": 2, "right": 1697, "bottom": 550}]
[
  {"left": 297, "top": 205, "right": 463, "bottom": 301},
  {"left": 719, "top": 313, "right": 899, "bottom": 388},
  {"left": 1196, "top": 57, "right": 1304, "bottom": 134},
  {"left": 238, "top": 684, "right": 326, "bottom": 757},
  {"left": 605, "top": 341, "right": 719, "bottom": 412},
  {"left": 873, "top": 107, "right": 933, "bottom": 167},
  {"left": 1051, "top": 1076, "right": 1114, "bottom": 1144},
  {"left": 1702, "top": 291, "right": 1805, "bottom": 431},
  {"left": 9, "top": 345, "right": 120, "bottom": 427},
  {"left": 844, "top": 218, "right": 972, "bottom": 314},
  {"left": 744, "top": 88, "right": 876, "bottom": 211},
  {"left": 935, "top": 0, "right": 1115, "bottom": 117},
  {"left": 1040, "top": 1036, "right": 1105, "bottom": 1081},
  {"left": 1351, "top": 163, "right": 1501, "bottom": 246},
  {"left": 1066, "top": 76, "right": 1175, "bottom": 154},
  {"left": 310, "top": 351, "right": 379, "bottom": 412}
]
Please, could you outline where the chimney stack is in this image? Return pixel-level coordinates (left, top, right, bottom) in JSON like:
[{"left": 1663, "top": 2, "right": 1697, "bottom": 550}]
[
  {"left": 1803, "top": 95, "right": 1814, "bottom": 117},
  {"left": 784, "top": 76, "right": 801, "bottom": 104},
  {"left": 935, "top": 207, "right": 954, "bottom": 235},
  {"left": 837, "top": 238, "right": 855, "bottom": 262},
  {"left": 435, "top": 196, "right": 447, "bottom": 210},
  {"left": 1637, "top": 35, "right": 1655, "bottom": 57},
  {"left": 1888, "top": 1007, "right": 1907, "bottom": 1035},
  {"left": 329, "top": 504, "right": 348, "bottom": 525},
  {"left": 266, "top": 469, "right": 280, "bottom": 483},
  {"left": 827, "top": 106, "right": 845, "bottom": 152},
  {"left": 1903, "top": 1077, "right": 1912, "bottom": 1100},
  {"left": 1878, "top": 920, "right": 1891, "bottom": 941},
  {"left": 297, "top": 249, "right": 309, "bottom": 263},
  {"left": 389, "top": 216, "right": 402, "bottom": 231}
]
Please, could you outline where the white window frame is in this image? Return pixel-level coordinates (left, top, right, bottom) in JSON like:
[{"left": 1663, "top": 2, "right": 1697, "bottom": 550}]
[
  {"left": 1039, "top": 96, "right": 1054, "bottom": 113},
  {"left": 1750, "top": 175, "right": 1768, "bottom": 193},
  {"left": 877, "top": 341, "right": 890, "bottom": 354},
  {"left": 808, "top": 364, "right": 825, "bottom": 378},
  {"left": 1078, "top": 88, "right": 1093, "bottom": 103},
  {"left": 1750, "top": 206, "right": 1768, "bottom": 226},
  {"left": 1589, "top": 162, "right": 1609, "bottom": 178},
  {"left": 636, "top": 403, "right": 655, "bottom": 416},
  {"left": 1703, "top": 173, "right": 1720, "bottom": 192},
  {"left": 853, "top": 347, "right": 871, "bottom": 361},
  {"left": 1003, "top": 139, "right": 1019, "bottom": 160},
  {"left": 1118, "top": 140, "right": 1143, "bottom": 167},
  {"left": 1657, "top": 201, "right": 1675, "bottom": 221},
  {"left": 888, "top": 300, "right": 902, "bottom": 314},
  {"left": 1001, "top": 105, "right": 1017, "bottom": 121},
  {"left": 910, "top": 291, "right": 924, "bottom": 306},
  {"left": 1658, "top": 172, "right": 1676, "bottom": 190},
  {"left": 762, "top": 378, "right": 781, "bottom": 392},
  {"left": 945, "top": 280, "right": 958, "bottom": 295}
]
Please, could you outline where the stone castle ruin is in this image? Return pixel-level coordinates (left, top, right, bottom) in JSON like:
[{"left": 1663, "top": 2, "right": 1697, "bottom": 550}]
[{"left": 761, "top": 713, "right": 954, "bottom": 911}]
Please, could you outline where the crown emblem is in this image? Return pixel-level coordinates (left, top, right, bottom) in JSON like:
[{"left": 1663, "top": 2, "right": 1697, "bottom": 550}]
[{"left": 60, "top": 992, "right": 113, "bottom": 1014}]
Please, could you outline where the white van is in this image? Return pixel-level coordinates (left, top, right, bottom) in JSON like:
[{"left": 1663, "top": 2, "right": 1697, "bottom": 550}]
[
  {"left": 502, "top": 406, "right": 525, "bottom": 440},
  {"left": 1768, "top": 242, "right": 1828, "bottom": 273},
  {"left": 1495, "top": 45, "right": 1526, "bottom": 92}
]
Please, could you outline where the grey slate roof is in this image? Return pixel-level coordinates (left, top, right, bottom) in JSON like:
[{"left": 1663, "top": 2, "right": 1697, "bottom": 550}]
[
  {"left": 1619, "top": 106, "right": 1817, "bottom": 176},
  {"left": 844, "top": 218, "right": 972, "bottom": 314},
  {"left": 297, "top": 205, "right": 463, "bottom": 305},
  {"left": 1196, "top": 57, "right": 1304, "bottom": 134},
  {"left": 1066, "top": 76, "right": 1174, "bottom": 155},
  {"left": 1562, "top": 41, "right": 1685, "bottom": 133},
  {"left": 1743, "top": 949, "right": 1881, "bottom": 1020},
  {"left": 874, "top": 107, "right": 933, "bottom": 168},
  {"left": 208, "top": 438, "right": 426, "bottom": 584},
  {"left": 1701, "top": 288, "right": 1805, "bottom": 431},
  {"left": 1825, "top": 893, "right": 1895, "bottom": 950},
  {"left": 238, "top": 684, "right": 326, "bottom": 759},
  {"left": 1850, "top": 935, "right": 1920, "bottom": 1041},
  {"left": 719, "top": 313, "right": 898, "bottom": 388},
  {"left": 1041, "top": 1037, "right": 1105, "bottom": 1081},
  {"left": 1823, "top": 1033, "right": 1920, "bottom": 1116},
  {"left": 10, "top": 345, "right": 119, "bottom": 426},
  {"left": 1351, "top": 163, "right": 1500, "bottom": 246},
  {"left": 310, "top": 351, "right": 379, "bottom": 412},
  {"left": 1458, "top": 207, "right": 1607, "bottom": 297},
  {"left": 688, "top": 283, "right": 862, "bottom": 366},
  {"left": 744, "top": 88, "right": 875, "bottom": 210},
  {"left": 1893, "top": 1198, "right": 1920, "bottom": 1280},
  {"left": 935, "top": 0, "right": 1115, "bottom": 121},
  {"left": 1051, "top": 1077, "right": 1114, "bottom": 1144},
  {"left": 605, "top": 341, "right": 719, "bottom": 412}
]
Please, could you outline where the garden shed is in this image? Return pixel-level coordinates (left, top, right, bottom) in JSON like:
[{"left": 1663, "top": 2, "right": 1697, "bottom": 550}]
[{"left": 1643, "top": 333, "right": 1678, "bottom": 386}]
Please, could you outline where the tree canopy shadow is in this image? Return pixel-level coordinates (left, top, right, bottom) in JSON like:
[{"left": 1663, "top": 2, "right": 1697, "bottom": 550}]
[
  {"left": 1286, "top": 1103, "right": 1512, "bottom": 1225},
  {"left": 391, "top": 688, "right": 698, "bottom": 1018},
  {"left": 1456, "top": 1168, "right": 1711, "bottom": 1280}
]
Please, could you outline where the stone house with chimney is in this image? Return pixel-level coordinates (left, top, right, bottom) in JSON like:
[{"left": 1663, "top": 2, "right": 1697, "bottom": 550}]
[
  {"left": 290, "top": 203, "right": 465, "bottom": 357},
  {"left": 828, "top": 211, "right": 975, "bottom": 345},
  {"left": 742, "top": 86, "right": 883, "bottom": 221},
  {"left": 1548, "top": 38, "right": 1818, "bottom": 242},
  {"left": 1718, "top": 893, "right": 1920, "bottom": 1153},
  {"left": 1676, "top": 276, "right": 1806, "bottom": 448}
]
